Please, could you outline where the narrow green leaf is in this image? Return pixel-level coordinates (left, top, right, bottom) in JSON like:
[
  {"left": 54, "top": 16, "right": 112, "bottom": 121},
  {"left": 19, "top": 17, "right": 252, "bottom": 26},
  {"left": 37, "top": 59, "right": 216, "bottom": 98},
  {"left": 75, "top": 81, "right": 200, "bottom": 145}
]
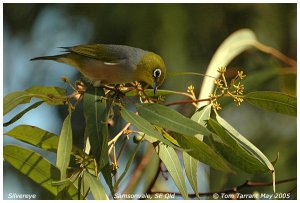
[
  {"left": 215, "top": 113, "right": 275, "bottom": 191},
  {"left": 57, "top": 113, "right": 73, "bottom": 180},
  {"left": 216, "top": 114, "right": 274, "bottom": 171},
  {"left": 191, "top": 104, "right": 212, "bottom": 126},
  {"left": 182, "top": 152, "right": 199, "bottom": 199},
  {"left": 83, "top": 86, "right": 113, "bottom": 196},
  {"left": 208, "top": 119, "right": 239, "bottom": 149},
  {"left": 100, "top": 163, "right": 114, "bottom": 198},
  {"left": 4, "top": 101, "right": 44, "bottom": 127},
  {"left": 4, "top": 124, "right": 79, "bottom": 154},
  {"left": 83, "top": 171, "right": 109, "bottom": 200},
  {"left": 5, "top": 125, "right": 59, "bottom": 153},
  {"left": 83, "top": 86, "right": 108, "bottom": 168},
  {"left": 208, "top": 119, "right": 269, "bottom": 173},
  {"left": 215, "top": 113, "right": 274, "bottom": 172},
  {"left": 210, "top": 141, "right": 269, "bottom": 173},
  {"left": 3, "top": 91, "right": 32, "bottom": 115},
  {"left": 155, "top": 143, "right": 188, "bottom": 199},
  {"left": 4, "top": 145, "right": 83, "bottom": 199},
  {"left": 114, "top": 136, "right": 143, "bottom": 190},
  {"left": 120, "top": 108, "right": 178, "bottom": 148},
  {"left": 4, "top": 86, "right": 67, "bottom": 115},
  {"left": 51, "top": 179, "right": 71, "bottom": 186},
  {"left": 190, "top": 104, "right": 212, "bottom": 141},
  {"left": 174, "top": 134, "right": 232, "bottom": 172},
  {"left": 25, "top": 86, "right": 67, "bottom": 105},
  {"left": 182, "top": 104, "right": 212, "bottom": 198},
  {"left": 69, "top": 169, "right": 89, "bottom": 200},
  {"left": 245, "top": 91, "right": 296, "bottom": 117},
  {"left": 4, "top": 145, "right": 60, "bottom": 195},
  {"left": 198, "top": 29, "right": 258, "bottom": 108},
  {"left": 137, "top": 103, "right": 210, "bottom": 137}
]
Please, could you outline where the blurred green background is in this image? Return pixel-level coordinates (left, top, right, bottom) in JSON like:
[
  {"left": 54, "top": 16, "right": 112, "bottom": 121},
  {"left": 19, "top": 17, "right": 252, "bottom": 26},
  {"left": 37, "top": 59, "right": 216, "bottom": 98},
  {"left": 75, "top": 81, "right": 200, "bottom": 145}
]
[{"left": 3, "top": 3, "right": 296, "bottom": 200}]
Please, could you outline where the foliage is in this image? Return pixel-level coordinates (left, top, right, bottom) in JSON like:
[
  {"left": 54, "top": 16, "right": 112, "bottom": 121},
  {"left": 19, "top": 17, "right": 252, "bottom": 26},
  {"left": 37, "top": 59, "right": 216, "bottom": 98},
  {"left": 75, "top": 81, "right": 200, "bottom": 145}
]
[{"left": 3, "top": 29, "right": 296, "bottom": 200}]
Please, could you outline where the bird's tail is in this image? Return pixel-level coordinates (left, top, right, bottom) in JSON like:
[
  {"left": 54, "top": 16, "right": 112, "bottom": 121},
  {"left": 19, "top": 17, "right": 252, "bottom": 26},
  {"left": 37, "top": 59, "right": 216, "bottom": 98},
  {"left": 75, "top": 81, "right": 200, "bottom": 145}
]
[{"left": 30, "top": 54, "right": 67, "bottom": 61}]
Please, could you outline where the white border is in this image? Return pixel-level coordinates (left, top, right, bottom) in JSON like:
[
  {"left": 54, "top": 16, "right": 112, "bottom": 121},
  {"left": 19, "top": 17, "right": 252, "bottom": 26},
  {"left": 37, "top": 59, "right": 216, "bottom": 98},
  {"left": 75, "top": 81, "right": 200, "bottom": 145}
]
[{"left": 1, "top": 1, "right": 298, "bottom": 201}]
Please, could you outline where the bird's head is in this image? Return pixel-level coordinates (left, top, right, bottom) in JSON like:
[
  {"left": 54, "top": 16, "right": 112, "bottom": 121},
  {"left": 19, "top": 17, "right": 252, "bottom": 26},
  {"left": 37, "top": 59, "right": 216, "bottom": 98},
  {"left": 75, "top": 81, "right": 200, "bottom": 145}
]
[{"left": 135, "top": 52, "right": 166, "bottom": 95}]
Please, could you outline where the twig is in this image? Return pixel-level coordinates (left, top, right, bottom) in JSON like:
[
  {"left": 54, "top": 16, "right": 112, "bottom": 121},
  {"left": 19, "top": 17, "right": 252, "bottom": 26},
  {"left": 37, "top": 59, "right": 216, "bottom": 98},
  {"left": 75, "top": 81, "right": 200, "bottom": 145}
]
[
  {"left": 122, "top": 146, "right": 159, "bottom": 194},
  {"left": 117, "top": 137, "right": 128, "bottom": 161},
  {"left": 150, "top": 177, "right": 297, "bottom": 198},
  {"left": 164, "top": 98, "right": 211, "bottom": 106},
  {"left": 254, "top": 42, "right": 296, "bottom": 67},
  {"left": 108, "top": 123, "right": 131, "bottom": 148}
]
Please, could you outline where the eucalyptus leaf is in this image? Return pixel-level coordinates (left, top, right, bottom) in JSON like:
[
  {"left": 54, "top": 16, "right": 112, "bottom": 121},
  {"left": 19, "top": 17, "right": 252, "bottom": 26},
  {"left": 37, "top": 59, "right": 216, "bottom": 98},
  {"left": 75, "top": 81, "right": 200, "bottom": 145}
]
[
  {"left": 155, "top": 143, "right": 188, "bottom": 200},
  {"left": 4, "top": 86, "right": 67, "bottom": 115},
  {"left": 57, "top": 113, "right": 73, "bottom": 180},
  {"left": 173, "top": 134, "right": 232, "bottom": 172},
  {"left": 4, "top": 145, "right": 60, "bottom": 196},
  {"left": 208, "top": 119, "right": 269, "bottom": 173},
  {"left": 215, "top": 113, "right": 274, "bottom": 171},
  {"left": 190, "top": 104, "right": 212, "bottom": 141},
  {"left": 83, "top": 86, "right": 112, "bottom": 196},
  {"left": 191, "top": 104, "right": 212, "bottom": 127},
  {"left": 182, "top": 152, "right": 199, "bottom": 199},
  {"left": 3, "top": 91, "right": 32, "bottom": 115},
  {"left": 137, "top": 103, "right": 210, "bottom": 137},
  {"left": 69, "top": 169, "right": 90, "bottom": 200},
  {"left": 215, "top": 113, "right": 275, "bottom": 191},
  {"left": 25, "top": 86, "right": 67, "bottom": 105},
  {"left": 245, "top": 91, "right": 296, "bottom": 117},
  {"left": 5, "top": 124, "right": 79, "bottom": 154},
  {"left": 182, "top": 104, "right": 212, "bottom": 198},
  {"left": 120, "top": 108, "right": 178, "bottom": 148},
  {"left": 4, "top": 145, "right": 80, "bottom": 199},
  {"left": 209, "top": 141, "right": 269, "bottom": 173},
  {"left": 83, "top": 171, "right": 109, "bottom": 200},
  {"left": 83, "top": 86, "right": 109, "bottom": 169},
  {"left": 5, "top": 125, "right": 59, "bottom": 153}
]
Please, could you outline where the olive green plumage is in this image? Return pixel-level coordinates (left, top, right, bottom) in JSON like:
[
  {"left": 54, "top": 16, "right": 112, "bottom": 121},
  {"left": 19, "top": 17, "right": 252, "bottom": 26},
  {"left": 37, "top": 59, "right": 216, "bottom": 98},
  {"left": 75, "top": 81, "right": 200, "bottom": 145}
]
[{"left": 31, "top": 44, "right": 166, "bottom": 94}]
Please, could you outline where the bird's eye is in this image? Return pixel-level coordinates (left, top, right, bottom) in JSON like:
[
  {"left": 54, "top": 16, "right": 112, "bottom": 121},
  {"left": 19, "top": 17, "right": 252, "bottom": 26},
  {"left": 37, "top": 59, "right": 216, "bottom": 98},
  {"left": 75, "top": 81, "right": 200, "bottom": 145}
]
[{"left": 153, "top": 68, "right": 162, "bottom": 78}]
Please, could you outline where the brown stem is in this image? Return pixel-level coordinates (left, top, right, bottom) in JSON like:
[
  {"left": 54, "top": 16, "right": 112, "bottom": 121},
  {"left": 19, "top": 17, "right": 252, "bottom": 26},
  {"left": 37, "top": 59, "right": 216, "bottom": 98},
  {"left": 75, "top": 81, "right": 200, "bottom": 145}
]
[
  {"left": 122, "top": 146, "right": 158, "bottom": 194},
  {"left": 117, "top": 137, "right": 128, "bottom": 161},
  {"left": 150, "top": 177, "right": 296, "bottom": 198},
  {"left": 164, "top": 98, "right": 211, "bottom": 106},
  {"left": 254, "top": 42, "right": 296, "bottom": 67}
]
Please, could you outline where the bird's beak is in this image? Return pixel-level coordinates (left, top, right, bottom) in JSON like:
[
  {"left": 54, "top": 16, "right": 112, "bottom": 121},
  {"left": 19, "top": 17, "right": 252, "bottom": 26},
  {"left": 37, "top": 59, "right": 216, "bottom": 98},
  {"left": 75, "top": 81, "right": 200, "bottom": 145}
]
[{"left": 153, "top": 79, "right": 158, "bottom": 96}]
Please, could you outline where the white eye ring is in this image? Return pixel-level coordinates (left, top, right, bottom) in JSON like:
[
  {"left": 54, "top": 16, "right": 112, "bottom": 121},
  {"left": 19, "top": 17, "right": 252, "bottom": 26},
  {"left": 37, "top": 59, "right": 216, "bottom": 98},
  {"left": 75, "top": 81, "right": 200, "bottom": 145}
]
[{"left": 153, "top": 68, "right": 162, "bottom": 78}]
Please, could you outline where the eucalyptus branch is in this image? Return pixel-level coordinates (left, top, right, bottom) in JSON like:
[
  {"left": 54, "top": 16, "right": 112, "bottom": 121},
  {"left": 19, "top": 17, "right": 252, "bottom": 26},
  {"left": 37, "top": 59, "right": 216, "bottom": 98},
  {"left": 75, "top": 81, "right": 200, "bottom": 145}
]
[
  {"left": 117, "top": 137, "right": 128, "bottom": 161},
  {"left": 150, "top": 177, "right": 296, "bottom": 198},
  {"left": 122, "top": 146, "right": 159, "bottom": 194},
  {"left": 108, "top": 123, "right": 131, "bottom": 152},
  {"left": 254, "top": 42, "right": 296, "bottom": 67},
  {"left": 164, "top": 98, "right": 211, "bottom": 106}
]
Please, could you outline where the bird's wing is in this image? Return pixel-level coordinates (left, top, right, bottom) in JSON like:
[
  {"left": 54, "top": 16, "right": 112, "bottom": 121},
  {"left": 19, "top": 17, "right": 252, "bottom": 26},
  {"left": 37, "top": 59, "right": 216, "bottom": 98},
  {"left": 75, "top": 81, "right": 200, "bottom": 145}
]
[{"left": 61, "top": 44, "right": 126, "bottom": 64}]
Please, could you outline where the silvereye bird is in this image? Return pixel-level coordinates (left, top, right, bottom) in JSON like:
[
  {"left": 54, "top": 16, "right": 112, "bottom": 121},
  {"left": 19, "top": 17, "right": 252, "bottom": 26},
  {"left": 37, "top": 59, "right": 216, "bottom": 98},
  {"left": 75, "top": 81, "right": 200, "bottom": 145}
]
[{"left": 31, "top": 44, "right": 166, "bottom": 94}]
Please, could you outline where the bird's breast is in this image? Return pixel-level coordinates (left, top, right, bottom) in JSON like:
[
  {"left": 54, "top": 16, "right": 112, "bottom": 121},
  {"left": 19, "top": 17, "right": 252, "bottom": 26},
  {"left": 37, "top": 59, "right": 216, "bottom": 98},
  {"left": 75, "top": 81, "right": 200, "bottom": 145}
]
[{"left": 79, "top": 58, "right": 135, "bottom": 84}]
